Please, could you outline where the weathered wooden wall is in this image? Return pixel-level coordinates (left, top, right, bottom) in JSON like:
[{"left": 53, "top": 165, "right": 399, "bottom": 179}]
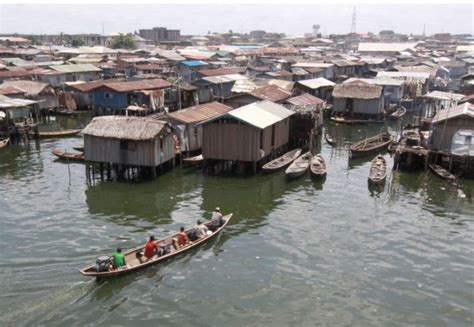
[
  {"left": 202, "top": 121, "right": 260, "bottom": 161},
  {"left": 431, "top": 117, "right": 474, "bottom": 152}
]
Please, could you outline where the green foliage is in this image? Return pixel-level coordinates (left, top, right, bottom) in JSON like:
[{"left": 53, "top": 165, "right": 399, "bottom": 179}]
[
  {"left": 109, "top": 33, "right": 136, "bottom": 49},
  {"left": 26, "top": 35, "right": 41, "bottom": 45},
  {"left": 71, "top": 38, "right": 85, "bottom": 47}
]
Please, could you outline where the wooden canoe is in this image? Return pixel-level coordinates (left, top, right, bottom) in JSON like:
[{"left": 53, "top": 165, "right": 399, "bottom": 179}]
[
  {"left": 285, "top": 151, "right": 312, "bottom": 178},
  {"left": 310, "top": 154, "right": 326, "bottom": 178},
  {"left": 331, "top": 116, "right": 384, "bottom": 124},
  {"left": 38, "top": 129, "right": 82, "bottom": 138},
  {"left": 0, "top": 138, "right": 9, "bottom": 148},
  {"left": 390, "top": 106, "right": 407, "bottom": 119},
  {"left": 429, "top": 164, "right": 456, "bottom": 180},
  {"left": 350, "top": 133, "right": 392, "bottom": 158},
  {"left": 80, "top": 214, "right": 233, "bottom": 278},
  {"left": 325, "top": 133, "right": 336, "bottom": 146},
  {"left": 52, "top": 148, "right": 85, "bottom": 162},
  {"left": 262, "top": 148, "right": 302, "bottom": 172},
  {"left": 182, "top": 154, "right": 204, "bottom": 166},
  {"left": 368, "top": 155, "right": 387, "bottom": 185},
  {"left": 72, "top": 145, "right": 84, "bottom": 152}
]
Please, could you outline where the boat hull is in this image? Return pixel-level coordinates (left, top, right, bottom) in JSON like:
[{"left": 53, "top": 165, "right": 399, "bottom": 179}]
[{"left": 79, "top": 214, "right": 233, "bottom": 278}]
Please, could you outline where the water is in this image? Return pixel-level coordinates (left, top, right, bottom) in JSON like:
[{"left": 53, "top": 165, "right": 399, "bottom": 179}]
[{"left": 0, "top": 118, "right": 473, "bottom": 326}]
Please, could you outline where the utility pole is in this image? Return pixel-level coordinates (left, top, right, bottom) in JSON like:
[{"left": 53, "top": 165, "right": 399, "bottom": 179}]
[
  {"left": 350, "top": 7, "right": 356, "bottom": 34},
  {"left": 422, "top": 23, "right": 426, "bottom": 37}
]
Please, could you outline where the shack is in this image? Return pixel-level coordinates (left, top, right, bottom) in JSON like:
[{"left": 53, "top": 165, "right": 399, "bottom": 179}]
[
  {"left": 1, "top": 80, "right": 58, "bottom": 111},
  {"left": 200, "top": 100, "right": 294, "bottom": 174},
  {"left": 430, "top": 103, "right": 474, "bottom": 176},
  {"left": 175, "top": 60, "right": 209, "bottom": 81},
  {"left": 332, "top": 81, "right": 384, "bottom": 120},
  {"left": 192, "top": 74, "right": 246, "bottom": 103},
  {"left": 49, "top": 64, "right": 102, "bottom": 83},
  {"left": 81, "top": 116, "right": 176, "bottom": 179},
  {"left": 227, "top": 85, "right": 292, "bottom": 108},
  {"left": 295, "top": 77, "right": 335, "bottom": 101},
  {"left": 92, "top": 78, "right": 172, "bottom": 112},
  {"left": 163, "top": 101, "right": 232, "bottom": 154}
]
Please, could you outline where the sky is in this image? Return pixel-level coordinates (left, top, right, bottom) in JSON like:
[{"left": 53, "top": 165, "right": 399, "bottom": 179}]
[{"left": 0, "top": 4, "right": 472, "bottom": 36}]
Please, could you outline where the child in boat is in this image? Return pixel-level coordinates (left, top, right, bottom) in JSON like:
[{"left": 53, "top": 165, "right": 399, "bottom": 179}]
[{"left": 177, "top": 227, "right": 189, "bottom": 247}]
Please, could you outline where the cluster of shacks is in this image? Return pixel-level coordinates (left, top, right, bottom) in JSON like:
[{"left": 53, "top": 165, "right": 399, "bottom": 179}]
[{"left": 0, "top": 32, "right": 473, "bottom": 176}]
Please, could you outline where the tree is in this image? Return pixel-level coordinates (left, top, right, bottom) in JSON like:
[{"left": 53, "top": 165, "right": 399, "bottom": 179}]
[
  {"left": 71, "top": 38, "right": 85, "bottom": 47},
  {"left": 26, "top": 35, "right": 41, "bottom": 45},
  {"left": 109, "top": 33, "right": 136, "bottom": 49}
]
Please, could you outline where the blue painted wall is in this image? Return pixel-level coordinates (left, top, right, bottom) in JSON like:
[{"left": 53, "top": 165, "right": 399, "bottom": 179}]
[{"left": 93, "top": 90, "right": 128, "bottom": 109}]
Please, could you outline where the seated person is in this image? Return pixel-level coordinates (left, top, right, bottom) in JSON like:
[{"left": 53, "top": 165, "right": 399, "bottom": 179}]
[
  {"left": 194, "top": 220, "right": 209, "bottom": 239},
  {"left": 110, "top": 247, "right": 126, "bottom": 270},
  {"left": 209, "top": 207, "right": 224, "bottom": 232},
  {"left": 177, "top": 226, "right": 189, "bottom": 247},
  {"left": 144, "top": 235, "right": 159, "bottom": 260}
]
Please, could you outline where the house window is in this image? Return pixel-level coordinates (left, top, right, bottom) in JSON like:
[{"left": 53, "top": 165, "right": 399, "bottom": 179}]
[
  {"left": 120, "top": 140, "right": 136, "bottom": 151},
  {"left": 105, "top": 92, "right": 113, "bottom": 99}
]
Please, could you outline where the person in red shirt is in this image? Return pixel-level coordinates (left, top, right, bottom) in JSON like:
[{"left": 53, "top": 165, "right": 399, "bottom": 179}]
[
  {"left": 177, "top": 227, "right": 189, "bottom": 247},
  {"left": 144, "top": 235, "right": 159, "bottom": 260}
]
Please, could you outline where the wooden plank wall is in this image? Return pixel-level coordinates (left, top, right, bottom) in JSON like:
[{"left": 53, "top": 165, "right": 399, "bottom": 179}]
[{"left": 203, "top": 122, "right": 260, "bottom": 161}]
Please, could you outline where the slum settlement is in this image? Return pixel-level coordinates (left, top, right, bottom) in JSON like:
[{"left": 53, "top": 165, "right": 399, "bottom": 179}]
[{"left": 0, "top": 29, "right": 473, "bottom": 178}]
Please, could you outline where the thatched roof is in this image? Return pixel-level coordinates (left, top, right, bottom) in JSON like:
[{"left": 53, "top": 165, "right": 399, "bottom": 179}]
[
  {"left": 332, "top": 81, "right": 382, "bottom": 99},
  {"left": 82, "top": 116, "right": 169, "bottom": 141}
]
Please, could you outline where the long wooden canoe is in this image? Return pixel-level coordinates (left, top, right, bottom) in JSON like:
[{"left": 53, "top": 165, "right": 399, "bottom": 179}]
[
  {"left": 331, "top": 116, "right": 384, "bottom": 124},
  {"left": 262, "top": 148, "right": 302, "bottom": 172},
  {"left": 390, "top": 106, "right": 406, "bottom": 119},
  {"left": 325, "top": 133, "right": 336, "bottom": 146},
  {"left": 285, "top": 151, "right": 312, "bottom": 178},
  {"left": 429, "top": 164, "right": 456, "bottom": 180},
  {"left": 52, "top": 148, "right": 85, "bottom": 162},
  {"left": 182, "top": 154, "right": 204, "bottom": 166},
  {"left": 310, "top": 154, "right": 326, "bottom": 178},
  {"left": 350, "top": 133, "right": 391, "bottom": 158},
  {"left": 368, "top": 155, "right": 387, "bottom": 185},
  {"left": 0, "top": 138, "right": 9, "bottom": 148},
  {"left": 80, "top": 214, "right": 233, "bottom": 278},
  {"left": 38, "top": 129, "right": 82, "bottom": 138}
]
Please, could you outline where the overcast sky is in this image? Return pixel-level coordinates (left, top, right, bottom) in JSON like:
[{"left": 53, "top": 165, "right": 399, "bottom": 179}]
[{"left": 0, "top": 4, "right": 472, "bottom": 36}]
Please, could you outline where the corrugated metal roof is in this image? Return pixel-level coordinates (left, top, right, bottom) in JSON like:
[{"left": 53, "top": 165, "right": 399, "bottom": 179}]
[
  {"left": 2, "top": 80, "right": 50, "bottom": 96},
  {"left": 198, "top": 67, "right": 246, "bottom": 77},
  {"left": 103, "top": 78, "right": 172, "bottom": 92},
  {"left": 250, "top": 85, "right": 291, "bottom": 102},
  {"left": 51, "top": 64, "right": 102, "bottom": 74},
  {"left": 67, "top": 78, "right": 125, "bottom": 92},
  {"left": 0, "top": 85, "right": 25, "bottom": 96},
  {"left": 181, "top": 60, "right": 208, "bottom": 67},
  {"left": 231, "top": 79, "right": 258, "bottom": 93},
  {"left": 297, "top": 77, "right": 335, "bottom": 89},
  {"left": 227, "top": 100, "right": 294, "bottom": 129},
  {"left": 202, "top": 74, "right": 247, "bottom": 84},
  {"left": 0, "top": 94, "right": 37, "bottom": 108},
  {"left": 285, "top": 93, "right": 324, "bottom": 106},
  {"left": 166, "top": 101, "right": 232, "bottom": 124},
  {"left": 431, "top": 103, "right": 474, "bottom": 124},
  {"left": 376, "top": 71, "right": 430, "bottom": 80},
  {"left": 358, "top": 42, "right": 418, "bottom": 52},
  {"left": 423, "top": 91, "right": 465, "bottom": 102}
]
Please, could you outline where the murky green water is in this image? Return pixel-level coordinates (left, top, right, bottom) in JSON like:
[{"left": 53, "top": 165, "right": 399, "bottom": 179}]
[{"left": 0, "top": 116, "right": 473, "bottom": 326}]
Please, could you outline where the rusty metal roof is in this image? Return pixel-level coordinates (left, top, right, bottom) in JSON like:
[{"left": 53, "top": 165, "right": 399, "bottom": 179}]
[
  {"left": 103, "top": 78, "right": 172, "bottom": 92},
  {"left": 198, "top": 67, "right": 246, "bottom": 77},
  {"left": 250, "top": 85, "right": 292, "bottom": 103},
  {"left": 166, "top": 101, "right": 232, "bottom": 124},
  {"left": 66, "top": 78, "right": 125, "bottom": 92},
  {"left": 285, "top": 93, "right": 324, "bottom": 106}
]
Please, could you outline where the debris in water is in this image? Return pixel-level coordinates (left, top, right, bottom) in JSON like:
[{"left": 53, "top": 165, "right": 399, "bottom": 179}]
[
  {"left": 440, "top": 187, "right": 446, "bottom": 191},
  {"left": 458, "top": 189, "right": 466, "bottom": 198}
]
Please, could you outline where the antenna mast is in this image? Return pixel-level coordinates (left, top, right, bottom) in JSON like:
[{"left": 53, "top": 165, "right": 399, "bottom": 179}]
[{"left": 351, "top": 7, "right": 356, "bottom": 34}]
